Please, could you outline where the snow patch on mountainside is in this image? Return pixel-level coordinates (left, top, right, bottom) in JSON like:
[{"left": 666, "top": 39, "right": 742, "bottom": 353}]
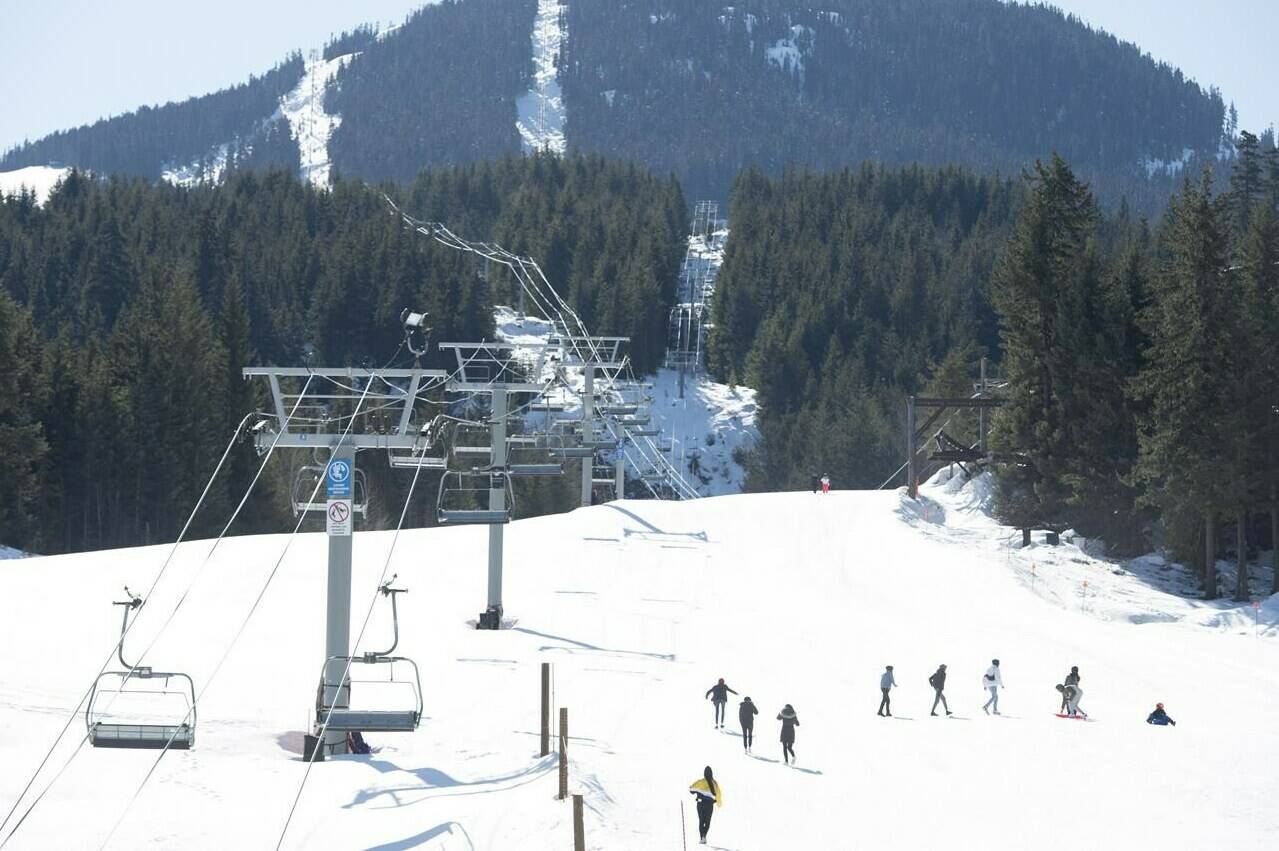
[
  {"left": 766, "top": 25, "right": 813, "bottom": 82},
  {"left": 0, "top": 165, "right": 72, "bottom": 204},
  {"left": 1142, "top": 146, "right": 1195, "bottom": 178},
  {"left": 517, "top": 0, "right": 567, "bottom": 154},
  {"left": 162, "top": 144, "right": 231, "bottom": 187},
  {"left": 278, "top": 51, "right": 357, "bottom": 187},
  {"left": 0, "top": 545, "right": 32, "bottom": 560}
]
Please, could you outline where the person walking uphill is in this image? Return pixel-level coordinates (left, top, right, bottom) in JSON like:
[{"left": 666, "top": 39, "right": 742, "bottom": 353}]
[
  {"left": 739, "top": 696, "right": 758, "bottom": 751},
  {"left": 777, "top": 704, "right": 800, "bottom": 764},
  {"left": 982, "top": 659, "right": 1003, "bottom": 715},
  {"left": 688, "top": 765, "right": 722, "bottom": 845},
  {"left": 929, "top": 664, "right": 951, "bottom": 716},
  {"left": 706, "top": 678, "right": 738, "bottom": 729},
  {"left": 878, "top": 666, "right": 897, "bottom": 717}
]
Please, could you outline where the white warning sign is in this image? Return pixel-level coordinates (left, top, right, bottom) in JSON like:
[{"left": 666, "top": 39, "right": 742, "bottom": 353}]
[{"left": 326, "top": 499, "right": 352, "bottom": 537}]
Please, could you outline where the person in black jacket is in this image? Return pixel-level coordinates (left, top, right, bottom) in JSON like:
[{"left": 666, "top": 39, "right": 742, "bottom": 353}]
[
  {"left": 1061, "top": 666, "right": 1080, "bottom": 713},
  {"left": 1147, "top": 703, "right": 1176, "bottom": 726},
  {"left": 705, "top": 678, "right": 738, "bottom": 729},
  {"left": 810, "top": 472, "right": 821, "bottom": 494},
  {"left": 929, "top": 664, "right": 952, "bottom": 716},
  {"left": 777, "top": 704, "right": 799, "bottom": 764},
  {"left": 738, "top": 696, "right": 759, "bottom": 751}
]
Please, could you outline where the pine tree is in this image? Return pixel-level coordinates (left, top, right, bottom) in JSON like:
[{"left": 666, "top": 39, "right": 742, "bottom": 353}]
[
  {"left": 0, "top": 293, "right": 49, "bottom": 551},
  {"left": 990, "top": 155, "right": 1098, "bottom": 532},
  {"left": 1132, "top": 170, "right": 1233, "bottom": 595}
]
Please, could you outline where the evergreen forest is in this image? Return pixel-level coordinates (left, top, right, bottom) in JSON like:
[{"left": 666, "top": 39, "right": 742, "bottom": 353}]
[
  {"left": 0, "top": 155, "right": 684, "bottom": 556},
  {"left": 710, "top": 135, "right": 1279, "bottom": 596}
]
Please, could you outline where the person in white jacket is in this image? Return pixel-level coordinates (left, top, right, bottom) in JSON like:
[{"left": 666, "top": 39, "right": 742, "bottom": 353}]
[{"left": 981, "top": 659, "right": 1003, "bottom": 715}]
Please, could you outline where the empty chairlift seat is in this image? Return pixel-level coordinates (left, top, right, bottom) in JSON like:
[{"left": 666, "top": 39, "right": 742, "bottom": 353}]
[
  {"left": 314, "top": 580, "right": 423, "bottom": 735},
  {"left": 436, "top": 470, "right": 512, "bottom": 525},
  {"left": 85, "top": 591, "right": 197, "bottom": 750}
]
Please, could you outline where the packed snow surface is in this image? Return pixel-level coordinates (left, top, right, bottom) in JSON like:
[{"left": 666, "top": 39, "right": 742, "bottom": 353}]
[
  {"left": 0, "top": 165, "right": 71, "bottom": 204},
  {"left": 516, "top": 0, "right": 567, "bottom": 154},
  {"left": 2, "top": 471, "right": 1276, "bottom": 849}
]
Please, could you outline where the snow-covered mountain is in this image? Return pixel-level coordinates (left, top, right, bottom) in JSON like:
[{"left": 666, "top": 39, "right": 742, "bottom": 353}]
[
  {"left": 1, "top": 475, "right": 1275, "bottom": 848},
  {"left": 0, "top": 0, "right": 1234, "bottom": 211}
]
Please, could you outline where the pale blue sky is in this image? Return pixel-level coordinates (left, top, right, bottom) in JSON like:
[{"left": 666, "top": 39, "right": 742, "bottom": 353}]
[{"left": 0, "top": 1, "right": 1274, "bottom": 154}]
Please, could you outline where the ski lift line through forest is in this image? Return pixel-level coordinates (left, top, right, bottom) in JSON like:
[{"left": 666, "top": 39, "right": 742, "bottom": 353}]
[
  {"left": 390, "top": 208, "right": 697, "bottom": 500},
  {"left": 276, "top": 438, "right": 433, "bottom": 851},
  {"left": 386, "top": 199, "right": 698, "bottom": 498},
  {"left": 0, "top": 396, "right": 303, "bottom": 848},
  {"left": 98, "top": 379, "right": 375, "bottom": 851}
]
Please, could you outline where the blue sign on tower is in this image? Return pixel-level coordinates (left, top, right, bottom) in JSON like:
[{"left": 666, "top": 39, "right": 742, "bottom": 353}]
[{"left": 326, "top": 459, "right": 352, "bottom": 498}]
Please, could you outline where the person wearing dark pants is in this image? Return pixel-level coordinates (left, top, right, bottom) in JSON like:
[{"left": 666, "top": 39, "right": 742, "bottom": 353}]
[
  {"left": 705, "top": 678, "right": 738, "bottom": 729},
  {"left": 878, "top": 665, "right": 896, "bottom": 716},
  {"left": 689, "top": 766, "right": 722, "bottom": 845},
  {"left": 777, "top": 704, "right": 799, "bottom": 764},
  {"left": 739, "top": 696, "right": 758, "bottom": 751},
  {"left": 1060, "top": 666, "right": 1080, "bottom": 714},
  {"left": 929, "top": 664, "right": 952, "bottom": 716}
]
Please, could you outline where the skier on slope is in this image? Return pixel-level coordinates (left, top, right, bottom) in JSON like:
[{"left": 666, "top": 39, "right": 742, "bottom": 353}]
[
  {"left": 706, "top": 678, "right": 739, "bottom": 729},
  {"left": 688, "top": 765, "right": 723, "bottom": 845},
  {"left": 929, "top": 664, "right": 952, "bottom": 716},
  {"left": 777, "top": 704, "right": 800, "bottom": 764},
  {"left": 982, "top": 659, "right": 1003, "bottom": 715},
  {"left": 1060, "top": 666, "right": 1081, "bottom": 714},
  {"left": 878, "top": 665, "right": 897, "bottom": 717},
  {"left": 1146, "top": 703, "right": 1176, "bottom": 726},
  {"left": 820, "top": 474, "right": 831, "bottom": 495},
  {"left": 739, "top": 696, "right": 759, "bottom": 752},
  {"left": 1055, "top": 682, "right": 1087, "bottom": 718}
]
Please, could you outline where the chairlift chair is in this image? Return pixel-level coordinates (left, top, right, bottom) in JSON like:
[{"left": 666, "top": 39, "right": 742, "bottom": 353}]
[
  {"left": 85, "top": 589, "right": 197, "bottom": 750},
  {"left": 436, "top": 469, "right": 513, "bottom": 525},
  {"left": 315, "top": 577, "right": 423, "bottom": 734}
]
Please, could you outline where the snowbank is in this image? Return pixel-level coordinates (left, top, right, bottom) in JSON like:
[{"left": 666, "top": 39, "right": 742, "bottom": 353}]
[{"left": 918, "top": 467, "right": 1279, "bottom": 632}]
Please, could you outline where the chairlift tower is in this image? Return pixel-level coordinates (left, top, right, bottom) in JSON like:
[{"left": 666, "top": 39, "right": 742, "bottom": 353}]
[
  {"left": 242, "top": 364, "right": 446, "bottom": 757},
  {"left": 437, "top": 341, "right": 562, "bottom": 629}
]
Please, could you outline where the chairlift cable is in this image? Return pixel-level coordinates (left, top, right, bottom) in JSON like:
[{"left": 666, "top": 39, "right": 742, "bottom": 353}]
[
  {"left": 96, "top": 376, "right": 368, "bottom": 850},
  {"left": 0, "top": 405, "right": 264, "bottom": 845}
]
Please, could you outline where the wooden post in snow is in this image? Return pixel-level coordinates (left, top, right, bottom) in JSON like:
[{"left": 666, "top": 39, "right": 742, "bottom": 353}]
[
  {"left": 540, "top": 662, "right": 550, "bottom": 757},
  {"left": 572, "top": 794, "right": 585, "bottom": 851},
  {"left": 558, "top": 707, "right": 569, "bottom": 800}
]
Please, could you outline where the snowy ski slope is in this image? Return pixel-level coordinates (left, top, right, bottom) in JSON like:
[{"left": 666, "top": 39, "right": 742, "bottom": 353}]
[{"left": 1, "top": 475, "right": 1276, "bottom": 849}]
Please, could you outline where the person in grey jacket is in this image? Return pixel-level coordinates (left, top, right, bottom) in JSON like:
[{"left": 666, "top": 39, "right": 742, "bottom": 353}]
[
  {"left": 929, "top": 664, "right": 951, "bottom": 716},
  {"left": 1056, "top": 682, "right": 1087, "bottom": 718},
  {"left": 878, "top": 665, "right": 897, "bottom": 717}
]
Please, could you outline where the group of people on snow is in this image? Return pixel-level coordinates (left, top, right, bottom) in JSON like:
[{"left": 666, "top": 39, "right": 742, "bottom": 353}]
[
  {"left": 809, "top": 472, "right": 831, "bottom": 494},
  {"left": 704, "top": 679, "right": 800, "bottom": 764},
  {"left": 691, "top": 665, "right": 1175, "bottom": 845}
]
